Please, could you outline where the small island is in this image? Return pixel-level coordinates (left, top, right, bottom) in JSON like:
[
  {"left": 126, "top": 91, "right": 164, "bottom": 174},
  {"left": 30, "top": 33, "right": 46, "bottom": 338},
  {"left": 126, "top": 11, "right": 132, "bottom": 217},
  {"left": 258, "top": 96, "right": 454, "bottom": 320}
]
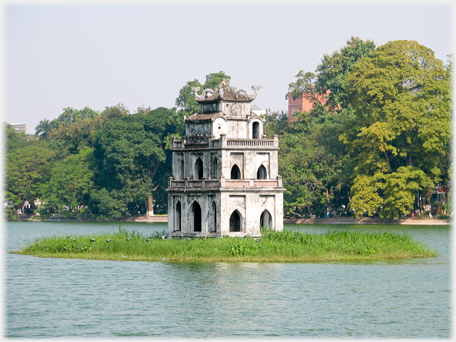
[{"left": 13, "top": 228, "right": 437, "bottom": 262}]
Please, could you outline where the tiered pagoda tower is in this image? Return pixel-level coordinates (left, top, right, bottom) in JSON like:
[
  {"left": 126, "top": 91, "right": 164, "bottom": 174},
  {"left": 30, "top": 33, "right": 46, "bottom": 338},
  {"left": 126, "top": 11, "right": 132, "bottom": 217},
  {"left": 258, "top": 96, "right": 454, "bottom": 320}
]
[{"left": 166, "top": 79, "right": 284, "bottom": 238}]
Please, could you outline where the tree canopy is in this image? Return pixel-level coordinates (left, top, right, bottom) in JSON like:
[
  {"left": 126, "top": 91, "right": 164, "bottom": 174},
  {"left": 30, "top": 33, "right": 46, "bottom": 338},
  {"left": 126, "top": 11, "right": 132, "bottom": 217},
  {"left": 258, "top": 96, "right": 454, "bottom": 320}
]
[
  {"left": 279, "top": 38, "right": 451, "bottom": 219},
  {"left": 6, "top": 139, "right": 53, "bottom": 209},
  {"left": 341, "top": 40, "right": 451, "bottom": 217},
  {"left": 175, "top": 71, "right": 231, "bottom": 117},
  {"left": 42, "top": 147, "right": 95, "bottom": 210},
  {"left": 89, "top": 107, "right": 183, "bottom": 219},
  {"left": 287, "top": 37, "right": 376, "bottom": 111},
  {"left": 46, "top": 104, "right": 129, "bottom": 155}
]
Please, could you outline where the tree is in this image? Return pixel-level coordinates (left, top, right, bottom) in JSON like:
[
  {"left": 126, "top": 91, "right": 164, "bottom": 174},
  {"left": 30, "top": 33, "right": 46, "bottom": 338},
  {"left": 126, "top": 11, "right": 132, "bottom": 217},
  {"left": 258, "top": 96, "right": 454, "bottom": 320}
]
[
  {"left": 285, "top": 71, "right": 321, "bottom": 104},
  {"left": 6, "top": 143, "right": 53, "bottom": 210},
  {"left": 102, "top": 103, "right": 129, "bottom": 120},
  {"left": 35, "top": 119, "right": 52, "bottom": 140},
  {"left": 348, "top": 174, "right": 384, "bottom": 218},
  {"left": 90, "top": 107, "right": 183, "bottom": 218},
  {"left": 380, "top": 167, "right": 433, "bottom": 219},
  {"left": 263, "top": 111, "right": 290, "bottom": 138},
  {"left": 175, "top": 71, "right": 231, "bottom": 117},
  {"left": 48, "top": 104, "right": 129, "bottom": 155},
  {"left": 5, "top": 124, "right": 28, "bottom": 151},
  {"left": 269, "top": 110, "right": 350, "bottom": 217},
  {"left": 344, "top": 40, "right": 451, "bottom": 179},
  {"left": 316, "top": 36, "right": 376, "bottom": 109},
  {"left": 175, "top": 79, "right": 201, "bottom": 116},
  {"left": 203, "top": 71, "right": 231, "bottom": 90},
  {"left": 287, "top": 37, "right": 376, "bottom": 111},
  {"left": 42, "top": 147, "right": 95, "bottom": 210},
  {"left": 50, "top": 106, "right": 100, "bottom": 130},
  {"left": 342, "top": 40, "right": 451, "bottom": 217}
]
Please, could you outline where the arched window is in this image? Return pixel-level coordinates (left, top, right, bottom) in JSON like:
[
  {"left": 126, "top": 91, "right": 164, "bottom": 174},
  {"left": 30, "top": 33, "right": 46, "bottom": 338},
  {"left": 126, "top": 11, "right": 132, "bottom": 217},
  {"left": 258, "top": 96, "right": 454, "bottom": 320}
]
[
  {"left": 252, "top": 122, "right": 260, "bottom": 139},
  {"left": 231, "top": 164, "right": 241, "bottom": 179},
  {"left": 179, "top": 159, "right": 185, "bottom": 180},
  {"left": 230, "top": 210, "right": 241, "bottom": 232},
  {"left": 257, "top": 165, "right": 267, "bottom": 179},
  {"left": 212, "top": 157, "right": 218, "bottom": 179},
  {"left": 192, "top": 201, "right": 202, "bottom": 232},
  {"left": 210, "top": 202, "right": 217, "bottom": 232},
  {"left": 175, "top": 201, "right": 181, "bottom": 231},
  {"left": 260, "top": 210, "right": 272, "bottom": 229},
  {"left": 195, "top": 157, "right": 203, "bottom": 180}
]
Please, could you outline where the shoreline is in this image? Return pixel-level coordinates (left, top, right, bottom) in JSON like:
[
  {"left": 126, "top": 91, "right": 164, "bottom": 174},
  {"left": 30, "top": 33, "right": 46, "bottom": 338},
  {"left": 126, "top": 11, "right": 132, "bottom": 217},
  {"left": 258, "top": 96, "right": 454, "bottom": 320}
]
[
  {"left": 284, "top": 216, "right": 451, "bottom": 225},
  {"left": 6, "top": 215, "right": 450, "bottom": 225}
]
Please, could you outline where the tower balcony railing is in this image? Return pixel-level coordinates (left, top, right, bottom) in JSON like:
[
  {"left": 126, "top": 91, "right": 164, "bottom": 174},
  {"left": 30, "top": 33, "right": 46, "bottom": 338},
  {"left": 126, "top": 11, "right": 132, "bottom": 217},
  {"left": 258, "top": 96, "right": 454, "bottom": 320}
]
[
  {"left": 168, "top": 176, "right": 283, "bottom": 189},
  {"left": 172, "top": 134, "right": 279, "bottom": 149},
  {"left": 225, "top": 138, "right": 275, "bottom": 147}
]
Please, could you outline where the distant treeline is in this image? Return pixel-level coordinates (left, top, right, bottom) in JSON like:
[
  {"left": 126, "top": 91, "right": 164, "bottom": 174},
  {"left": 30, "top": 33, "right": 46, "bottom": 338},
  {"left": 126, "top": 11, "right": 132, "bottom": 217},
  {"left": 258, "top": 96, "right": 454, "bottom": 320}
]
[{"left": 4, "top": 38, "right": 452, "bottom": 220}]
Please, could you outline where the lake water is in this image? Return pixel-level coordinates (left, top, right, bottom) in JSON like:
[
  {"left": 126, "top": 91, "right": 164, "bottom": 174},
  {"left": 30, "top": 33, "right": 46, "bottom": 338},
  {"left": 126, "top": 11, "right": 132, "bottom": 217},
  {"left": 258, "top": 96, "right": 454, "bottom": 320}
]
[{"left": 4, "top": 221, "right": 452, "bottom": 338}]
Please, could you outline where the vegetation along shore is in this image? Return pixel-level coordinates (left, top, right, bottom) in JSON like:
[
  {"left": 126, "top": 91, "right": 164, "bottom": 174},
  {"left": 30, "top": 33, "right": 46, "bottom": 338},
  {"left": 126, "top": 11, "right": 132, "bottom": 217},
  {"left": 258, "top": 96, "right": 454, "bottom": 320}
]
[{"left": 13, "top": 228, "right": 437, "bottom": 263}]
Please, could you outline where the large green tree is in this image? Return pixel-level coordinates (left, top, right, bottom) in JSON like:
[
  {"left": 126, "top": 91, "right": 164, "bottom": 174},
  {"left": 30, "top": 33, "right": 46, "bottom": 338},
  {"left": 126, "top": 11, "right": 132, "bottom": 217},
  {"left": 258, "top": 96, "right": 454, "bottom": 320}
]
[
  {"left": 48, "top": 104, "right": 129, "bottom": 156},
  {"left": 342, "top": 40, "right": 451, "bottom": 217},
  {"left": 90, "top": 107, "right": 183, "bottom": 219},
  {"left": 6, "top": 142, "right": 53, "bottom": 210},
  {"left": 42, "top": 147, "right": 95, "bottom": 210}
]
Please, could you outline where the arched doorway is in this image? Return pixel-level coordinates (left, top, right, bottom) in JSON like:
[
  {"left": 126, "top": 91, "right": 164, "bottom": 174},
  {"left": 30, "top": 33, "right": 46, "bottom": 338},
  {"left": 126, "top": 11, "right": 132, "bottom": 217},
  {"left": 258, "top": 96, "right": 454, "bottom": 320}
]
[
  {"left": 195, "top": 158, "right": 203, "bottom": 180},
  {"left": 192, "top": 202, "right": 202, "bottom": 232},
  {"left": 257, "top": 165, "right": 267, "bottom": 179},
  {"left": 252, "top": 122, "right": 260, "bottom": 139},
  {"left": 230, "top": 210, "right": 241, "bottom": 232},
  {"left": 231, "top": 164, "right": 241, "bottom": 179},
  {"left": 260, "top": 210, "right": 272, "bottom": 229},
  {"left": 175, "top": 201, "right": 181, "bottom": 231}
]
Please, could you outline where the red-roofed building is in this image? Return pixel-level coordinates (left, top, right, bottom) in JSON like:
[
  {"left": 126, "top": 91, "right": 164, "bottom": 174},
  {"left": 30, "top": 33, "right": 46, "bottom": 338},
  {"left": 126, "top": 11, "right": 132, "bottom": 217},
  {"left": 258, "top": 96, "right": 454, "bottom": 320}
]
[{"left": 288, "top": 90, "right": 339, "bottom": 120}]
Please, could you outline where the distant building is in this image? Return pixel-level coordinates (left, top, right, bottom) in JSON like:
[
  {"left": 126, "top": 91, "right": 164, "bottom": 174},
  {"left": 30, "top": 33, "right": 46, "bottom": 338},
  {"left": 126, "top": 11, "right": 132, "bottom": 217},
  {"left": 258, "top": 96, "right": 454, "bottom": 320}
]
[
  {"left": 251, "top": 104, "right": 267, "bottom": 116},
  {"left": 9, "top": 123, "right": 26, "bottom": 132},
  {"left": 288, "top": 90, "right": 339, "bottom": 120}
]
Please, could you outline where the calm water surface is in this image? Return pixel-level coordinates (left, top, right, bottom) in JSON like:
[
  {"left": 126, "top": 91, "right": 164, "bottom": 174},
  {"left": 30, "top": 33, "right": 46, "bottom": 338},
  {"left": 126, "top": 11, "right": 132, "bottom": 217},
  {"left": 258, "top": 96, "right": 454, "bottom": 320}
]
[{"left": 4, "top": 221, "right": 451, "bottom": 338}]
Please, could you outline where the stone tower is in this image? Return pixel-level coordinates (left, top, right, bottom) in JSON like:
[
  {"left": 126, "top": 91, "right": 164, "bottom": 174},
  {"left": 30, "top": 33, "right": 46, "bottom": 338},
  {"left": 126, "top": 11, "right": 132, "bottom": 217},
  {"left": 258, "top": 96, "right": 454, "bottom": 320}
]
[{"left": 166, "top": 79, "right": 284, "bottom": 238}]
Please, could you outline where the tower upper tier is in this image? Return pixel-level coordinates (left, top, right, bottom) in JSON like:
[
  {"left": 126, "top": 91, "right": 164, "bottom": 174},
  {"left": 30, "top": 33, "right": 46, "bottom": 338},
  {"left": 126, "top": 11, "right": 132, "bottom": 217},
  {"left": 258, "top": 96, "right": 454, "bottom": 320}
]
[{"left": 185, "top": 79, "right": 264, "bottom": 140}]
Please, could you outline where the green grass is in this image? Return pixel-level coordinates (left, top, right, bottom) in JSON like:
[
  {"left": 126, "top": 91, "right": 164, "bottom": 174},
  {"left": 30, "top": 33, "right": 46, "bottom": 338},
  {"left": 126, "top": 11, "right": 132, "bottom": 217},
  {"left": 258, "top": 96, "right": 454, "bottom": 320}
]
[{"left": 12, "top": 227, "right": 437, "bottom": 262}]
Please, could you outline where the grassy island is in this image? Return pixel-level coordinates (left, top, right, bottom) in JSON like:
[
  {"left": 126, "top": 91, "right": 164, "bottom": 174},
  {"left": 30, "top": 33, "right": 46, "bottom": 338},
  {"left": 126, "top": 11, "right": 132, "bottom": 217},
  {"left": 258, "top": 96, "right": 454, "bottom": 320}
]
[{"left": 12, "top": 228, "right": 437, "bottom": 262}]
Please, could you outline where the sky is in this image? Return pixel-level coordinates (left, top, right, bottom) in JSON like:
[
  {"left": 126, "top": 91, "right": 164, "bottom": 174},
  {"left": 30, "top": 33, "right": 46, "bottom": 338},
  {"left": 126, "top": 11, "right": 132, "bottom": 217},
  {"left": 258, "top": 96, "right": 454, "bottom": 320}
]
[{"left": 2, "top": 1, "right": 454, "bottom": 134}]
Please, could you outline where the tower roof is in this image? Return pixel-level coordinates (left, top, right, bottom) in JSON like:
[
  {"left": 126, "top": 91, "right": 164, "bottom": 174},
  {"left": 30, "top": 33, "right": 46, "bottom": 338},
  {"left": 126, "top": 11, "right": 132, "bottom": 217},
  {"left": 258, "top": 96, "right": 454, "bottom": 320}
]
[
  {"left": 192, "top": 79, "right": 261, "bottom": 103},
  {"left": 185, "top": 112, "right": 226, "bottom": 122}
]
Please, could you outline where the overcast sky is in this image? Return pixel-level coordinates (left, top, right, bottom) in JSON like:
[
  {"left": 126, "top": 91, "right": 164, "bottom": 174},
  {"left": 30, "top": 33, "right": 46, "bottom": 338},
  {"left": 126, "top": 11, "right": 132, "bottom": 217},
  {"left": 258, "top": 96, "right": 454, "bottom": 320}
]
[{"left": 3, "top": 1, "right": 453, "bottom": 134}]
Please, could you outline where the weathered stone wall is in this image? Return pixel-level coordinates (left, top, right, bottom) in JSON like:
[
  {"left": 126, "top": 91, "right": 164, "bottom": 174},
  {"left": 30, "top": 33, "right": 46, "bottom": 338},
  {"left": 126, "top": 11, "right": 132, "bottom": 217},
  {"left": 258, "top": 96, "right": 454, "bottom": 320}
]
[
  {"left": 168, "top": 192, "right": 221, "bottom": 234},
  {"left": 186, "top": 122, "right": 212, "bottom": 136},
  {"left": 227, "top": 119, "right": 247, "bottom": 139},
  {"left": 212, "top": 117, "right": 227, "bottom": 139},
  {"left": 221, "top": 150, "right": 279, "bottom": 180},
  {"left": 221, "top": 101, "right": 251, "bottom": 117},
  {"left": 219, "top": 191, "right": 284, "bottom": 236}
]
